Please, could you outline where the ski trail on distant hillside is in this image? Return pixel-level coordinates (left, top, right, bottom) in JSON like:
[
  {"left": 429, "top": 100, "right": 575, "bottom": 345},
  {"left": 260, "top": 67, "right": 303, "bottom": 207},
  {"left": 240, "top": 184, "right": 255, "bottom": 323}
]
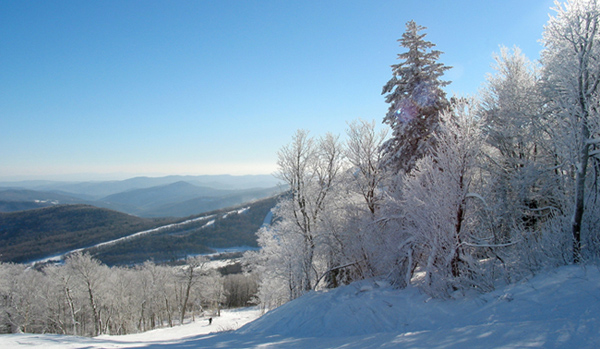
[
  {"left": 32, "top": 206, "right": 257, "bottom": 265},
  {"left": 73, "top": 214, "right": 217, "bottom": 253},
  {"left": 31, "top": 214, "right": 216, "bottom": 265}
]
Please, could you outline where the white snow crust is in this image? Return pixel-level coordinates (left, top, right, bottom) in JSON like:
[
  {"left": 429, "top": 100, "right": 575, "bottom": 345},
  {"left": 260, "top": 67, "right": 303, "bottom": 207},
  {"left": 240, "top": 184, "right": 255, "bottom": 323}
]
[{"left": 1, "top": 265, "right": 599, "bottom": 348}]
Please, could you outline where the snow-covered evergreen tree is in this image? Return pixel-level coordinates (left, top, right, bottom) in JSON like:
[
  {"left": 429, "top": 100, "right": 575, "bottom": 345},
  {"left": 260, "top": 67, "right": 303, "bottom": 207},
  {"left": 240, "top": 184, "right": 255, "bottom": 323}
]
[{"left": 381, "top": 20, "right": 451, "bottom": 175}]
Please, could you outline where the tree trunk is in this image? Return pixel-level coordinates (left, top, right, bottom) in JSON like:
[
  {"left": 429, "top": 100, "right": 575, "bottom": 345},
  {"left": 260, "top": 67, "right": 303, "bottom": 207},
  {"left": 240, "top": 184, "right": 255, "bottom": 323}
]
[
  {"left": 65, "top": 287, "right": 78, "bottom": 336},
  {"left": 180, "top": 270, "right": 193, "bottom": 325},
  {"left": 165, "top": 297, "right": 173, "bottom": 327},
  {"left": 572, "top": 122, "right": 590, "bottom": 263},
  {"left": 452, "top": 175, "right": 466, "bottom": 278},
  {"left": 85, "top": 280, "right": 99, "bottom": 336}
]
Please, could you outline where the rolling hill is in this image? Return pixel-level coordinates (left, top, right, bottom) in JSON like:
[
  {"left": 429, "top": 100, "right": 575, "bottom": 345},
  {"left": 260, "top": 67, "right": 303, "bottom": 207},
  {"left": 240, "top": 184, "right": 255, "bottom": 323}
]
[
  {"left": 0, "top": 204, "right": 171, "bottom": 263},
  {"left": 95, "top": 181, "right": 280, "bottom": 217},
  {"left": 89, "top": 195, "right": 279, "bottom": 265},
  {"left": 137, "top": 186, "right": 282, "bottom": 217},
  {"left": 0, "top": 195, "right": 280, "bottom": 266},
  {"left": 0, "top": 189, "right": 91, "bottom": 212}
]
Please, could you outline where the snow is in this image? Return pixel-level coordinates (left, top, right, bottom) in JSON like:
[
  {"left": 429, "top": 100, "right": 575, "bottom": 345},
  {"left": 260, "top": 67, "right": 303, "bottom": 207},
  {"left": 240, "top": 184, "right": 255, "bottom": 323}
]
[
  {"left": 2, "top": 265, "right": 599, "bottom": 348},
  {"left": 201, "top": 219, "right": 215, "bottom": 228},
  {"left": 222, "top": 207, "right": 249, "bottom": 219},
  {"left": 0, "top": 307, "right": 262, "bottom": 349}
]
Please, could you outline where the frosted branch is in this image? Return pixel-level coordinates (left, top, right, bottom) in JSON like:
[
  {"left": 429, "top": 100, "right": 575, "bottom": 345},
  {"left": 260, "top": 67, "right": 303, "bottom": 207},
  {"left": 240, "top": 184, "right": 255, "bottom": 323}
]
[{"left": 462, "top": 240, "right": 520, "bottom": 248}]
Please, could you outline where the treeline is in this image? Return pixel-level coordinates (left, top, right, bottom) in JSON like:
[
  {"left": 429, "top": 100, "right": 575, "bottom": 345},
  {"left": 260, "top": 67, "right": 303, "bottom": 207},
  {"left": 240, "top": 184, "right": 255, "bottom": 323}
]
[
  {"left": 0, "top": 253, "right": 257, "bottom": 335},
  {"left": 248, "top": 0, "right": 600, "bottom": 307}
]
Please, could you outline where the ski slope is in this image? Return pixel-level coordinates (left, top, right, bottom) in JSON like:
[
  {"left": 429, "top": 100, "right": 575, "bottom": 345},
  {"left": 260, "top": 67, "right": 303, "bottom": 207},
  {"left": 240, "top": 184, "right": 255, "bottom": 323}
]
[{"left": 1, "top": 265, "right": 599, "bottom": 348}]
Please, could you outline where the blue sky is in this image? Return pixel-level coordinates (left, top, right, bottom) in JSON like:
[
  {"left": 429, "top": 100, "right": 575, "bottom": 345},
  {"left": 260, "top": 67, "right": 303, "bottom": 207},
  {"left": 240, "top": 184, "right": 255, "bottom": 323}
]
[{"left": 1, "top": 0, "right": 556, "bottom": 181}]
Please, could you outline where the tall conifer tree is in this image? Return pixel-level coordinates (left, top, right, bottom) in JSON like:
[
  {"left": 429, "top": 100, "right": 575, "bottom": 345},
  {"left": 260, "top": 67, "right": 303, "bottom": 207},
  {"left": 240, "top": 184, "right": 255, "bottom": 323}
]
[{"left": 381, "top": 21, "right": 451, "bottom": 174}]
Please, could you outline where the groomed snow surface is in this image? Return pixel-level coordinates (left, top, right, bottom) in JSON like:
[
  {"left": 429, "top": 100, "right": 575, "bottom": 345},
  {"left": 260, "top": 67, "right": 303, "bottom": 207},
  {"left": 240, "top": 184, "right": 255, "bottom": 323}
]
[{"left": 2, "top": 265, "right": 599, "bottom": 348}]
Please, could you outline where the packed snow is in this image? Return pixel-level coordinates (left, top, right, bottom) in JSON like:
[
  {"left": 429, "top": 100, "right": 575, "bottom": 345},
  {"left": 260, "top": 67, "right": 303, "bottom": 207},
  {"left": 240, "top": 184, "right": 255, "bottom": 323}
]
[
  {"left": 1, "top": 265, "right": 599, "bottom": 348},
  {"left": 0, "top": 307, "right": 262, "bottom": 349}
]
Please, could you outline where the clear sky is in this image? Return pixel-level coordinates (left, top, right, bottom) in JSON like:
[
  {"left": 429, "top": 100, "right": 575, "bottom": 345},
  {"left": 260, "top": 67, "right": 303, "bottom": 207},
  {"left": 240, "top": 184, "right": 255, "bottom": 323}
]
[{"left": 1, "top": 0, "right": 556, "bottom": 181}]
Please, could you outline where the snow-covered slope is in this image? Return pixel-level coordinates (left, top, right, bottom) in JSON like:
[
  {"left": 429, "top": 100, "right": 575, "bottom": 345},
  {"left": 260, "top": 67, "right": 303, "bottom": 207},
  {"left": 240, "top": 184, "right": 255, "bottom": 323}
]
[
  {"left": 0, "top": 307, "right": 262, "bottom": 349},
  {"left": 1, "top": 265, "right": 599, "bottom": 348}
]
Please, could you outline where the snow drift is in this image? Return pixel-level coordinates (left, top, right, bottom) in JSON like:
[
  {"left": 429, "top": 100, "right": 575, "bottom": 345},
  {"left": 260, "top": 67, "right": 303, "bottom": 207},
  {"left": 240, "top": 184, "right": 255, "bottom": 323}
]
[{"left": 235, "top": 265, "right": 600, "bottom": 347}]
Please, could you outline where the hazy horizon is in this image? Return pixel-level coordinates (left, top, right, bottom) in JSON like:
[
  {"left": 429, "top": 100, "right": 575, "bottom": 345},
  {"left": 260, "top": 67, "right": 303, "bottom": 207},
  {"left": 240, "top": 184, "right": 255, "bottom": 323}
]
[{"left": 0, "top": 171, "right": 279, "bottom": 183}]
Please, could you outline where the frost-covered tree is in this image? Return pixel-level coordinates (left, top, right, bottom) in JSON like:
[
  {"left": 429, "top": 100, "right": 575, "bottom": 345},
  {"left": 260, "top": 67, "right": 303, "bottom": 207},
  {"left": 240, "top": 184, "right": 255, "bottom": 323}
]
[
  {"left": 381, "top": 20, "right": 451, "bottom": 175},
  {"left": 44, "top": 264, "right": 81, "bottom": 335},
  {"left": 345, "top": 119, "right": 389, "bottom": 215},
  {"left": 336, "top": 120, "right": 390, "bottom": 281},
  {"left": 480, "top": 47, "right": 557, "bottom": 243},
  {"left": 0, "top": 258, "right": 235, "bottom": 336},
  {"left": 401, "top": 99, "right": 485, "bottom": 296},
  {"left": 250, "top": 212, "right": 308, "bottom": 308},
  {"left": 140, "top": 262, "right": 178, "bottom": 328},
  {"left": 202, "top": 269, "right": 225, "bottom": 317},
  {"left": 0, "top": 263, "right": 47, "bottom": 334},
  {"left": 64, "top": 253, "right": 108, "bottom": 336},
  {"left": 541, "top": 0, "right": 600, "bottom": 262},
  {"left": 177, "top": 256, "right": 208, "bottom": 324},
  {"left": 251, "top": 130, "right": 345, "bottom": 306},
  {"left": 275, "top": 130, "right": 344, "bottom": 292}
]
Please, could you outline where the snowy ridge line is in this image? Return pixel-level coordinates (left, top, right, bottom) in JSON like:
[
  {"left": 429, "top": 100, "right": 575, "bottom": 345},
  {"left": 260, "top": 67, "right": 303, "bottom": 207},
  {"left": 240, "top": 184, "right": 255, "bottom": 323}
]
[{"left": 31, "top": 214, "right": 216, "bottom": 265}]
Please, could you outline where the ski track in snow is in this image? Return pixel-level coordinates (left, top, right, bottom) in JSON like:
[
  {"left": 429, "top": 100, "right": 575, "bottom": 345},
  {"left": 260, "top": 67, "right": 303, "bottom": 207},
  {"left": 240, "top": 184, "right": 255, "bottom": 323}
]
[{"left": 2, "top": 265, "right": 599, "bottom": 348}]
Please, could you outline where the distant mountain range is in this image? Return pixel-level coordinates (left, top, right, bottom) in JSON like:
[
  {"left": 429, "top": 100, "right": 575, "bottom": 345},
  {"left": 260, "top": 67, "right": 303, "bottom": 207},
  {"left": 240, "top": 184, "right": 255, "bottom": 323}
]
[
  {"left": 0, "top": 174, "right": 282, "bottom": 198},
  {"left": 0, "top": 174, "right": 284, "bottom": 217}
]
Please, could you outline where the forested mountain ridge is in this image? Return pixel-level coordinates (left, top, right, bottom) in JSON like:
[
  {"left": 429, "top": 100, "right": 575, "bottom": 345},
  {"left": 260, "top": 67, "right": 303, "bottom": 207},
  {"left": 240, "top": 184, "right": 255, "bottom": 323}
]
[
  {"left": 0, "top": 189, "right": 93, "bottom": 212},
  {"left": 143, "top": 186, "right": 282, "bottom": 218},
  {"left": 96, "top": 182, "right": 281, "bottom": 217},
  {"left": 0, "top": 195, "right": 280, "bottom": 265},
  {"left": 90, "top": 195, "right": 280, "bottom": 265},
  {"left": 0, "top": 205, "right": 169, "bottom": 263}
]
